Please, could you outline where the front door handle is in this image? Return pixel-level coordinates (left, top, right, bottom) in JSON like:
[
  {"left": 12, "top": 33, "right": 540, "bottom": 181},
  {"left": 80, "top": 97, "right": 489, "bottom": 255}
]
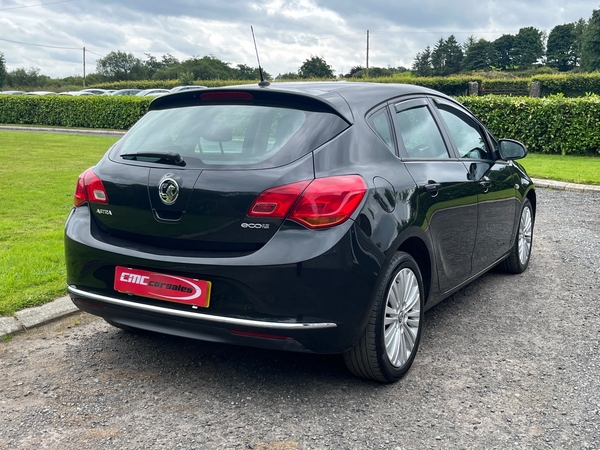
[{"left": 479, "top": 177, "right": 491, "bottom": 192}]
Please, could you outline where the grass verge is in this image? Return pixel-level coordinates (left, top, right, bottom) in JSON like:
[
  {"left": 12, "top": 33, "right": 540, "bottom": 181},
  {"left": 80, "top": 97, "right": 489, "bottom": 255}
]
[
  {"left": 519, "top": 153, "right": 600, "bottom": 186},
  {"left": 0, "top": 130, "right": 598, "bottom": 315},
  {"left": 0, "top": 131, "right": 119, "bottom": 315}
]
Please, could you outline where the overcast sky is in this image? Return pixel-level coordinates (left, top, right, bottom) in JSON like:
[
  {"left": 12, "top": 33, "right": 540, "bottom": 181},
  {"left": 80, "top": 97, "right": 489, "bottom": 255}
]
[{"left": 1, "top": 0, "right": 599, "bottom": 79}]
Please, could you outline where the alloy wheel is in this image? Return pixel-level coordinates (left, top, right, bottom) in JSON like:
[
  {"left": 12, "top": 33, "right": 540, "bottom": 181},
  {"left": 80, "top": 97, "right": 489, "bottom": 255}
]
[
  {"left": 383, "top": 268, "right": 421, "bottom": 368},
  {"left": 518, "top": 206, "right": 533, "bottom": 266}
]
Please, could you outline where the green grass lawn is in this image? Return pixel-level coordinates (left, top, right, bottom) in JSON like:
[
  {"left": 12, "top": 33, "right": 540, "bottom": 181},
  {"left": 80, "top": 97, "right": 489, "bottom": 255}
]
[
  {"left": 519, "top": 153, "right": 600, "bottom": 186},
  {"left": 0, "top": 131, "right": 119, "bottom": 315},
  {"left": 0, "top": 130, "right": 599, "bottom": 315}
]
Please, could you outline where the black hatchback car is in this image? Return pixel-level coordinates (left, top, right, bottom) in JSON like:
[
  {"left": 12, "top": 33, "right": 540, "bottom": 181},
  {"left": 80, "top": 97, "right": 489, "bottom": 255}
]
[{"left": 65, "top": 82, "right": 535, "bottom": 382}]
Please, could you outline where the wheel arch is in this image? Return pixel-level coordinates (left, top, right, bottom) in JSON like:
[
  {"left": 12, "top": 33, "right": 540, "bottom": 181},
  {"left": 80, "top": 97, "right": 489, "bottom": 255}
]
[
  {"left": 396, "top": 235, "right": 433, "bottom": 305},
  {"left": 526, "top": 187, "right": 537, "bottom": 222}
]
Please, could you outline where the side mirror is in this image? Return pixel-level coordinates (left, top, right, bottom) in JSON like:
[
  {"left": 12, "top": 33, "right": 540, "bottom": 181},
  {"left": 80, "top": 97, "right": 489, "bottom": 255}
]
[{"left": 498, "top": 139, "right": 528, "bottom": 160}]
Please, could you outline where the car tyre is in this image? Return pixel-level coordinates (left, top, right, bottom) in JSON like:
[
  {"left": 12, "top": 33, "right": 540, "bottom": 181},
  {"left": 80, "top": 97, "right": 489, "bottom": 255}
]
[
  {"left": 500, "top": 198, "right": 534, "bottom": 274},
  {"left": 344, "top": 252, "right": 424, "bottom": 383}
]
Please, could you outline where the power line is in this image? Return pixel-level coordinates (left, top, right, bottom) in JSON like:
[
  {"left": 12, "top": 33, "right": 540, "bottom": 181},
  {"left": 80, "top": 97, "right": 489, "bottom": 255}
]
[
  {"left": 0, "top": 27, "right": 525, "bottom": 67},
  {"left": 369, "top": 29, "right": 516, "bottom": 35},
  {"left": 85, "top": 49, "right": 104, "bottom": 58},
  {"left": 0, "top": 37, "right": 80, "bottom": 50},
  {"left": 0, "top": 37, "right": 105, "bottom": 60},
  {"left": 0, "top": 0, "right": 77, "bottom": 11}
]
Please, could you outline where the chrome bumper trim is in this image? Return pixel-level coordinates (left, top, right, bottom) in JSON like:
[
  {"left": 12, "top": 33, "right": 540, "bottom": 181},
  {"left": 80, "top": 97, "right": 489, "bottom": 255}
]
[{"left": 67, "top": 286, "right": 337, "bottom": 330}]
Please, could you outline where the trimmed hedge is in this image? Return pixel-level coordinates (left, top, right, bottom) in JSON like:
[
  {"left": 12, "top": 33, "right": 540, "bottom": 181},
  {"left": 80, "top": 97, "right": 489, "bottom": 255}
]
[
  {"left": 480, "top": 79, "right": 530, "bottom": 96},
  {"left": 90, "top": 77, "right": 479, "bottom": 97},
  {"left": 2, "top": 92, "right": 600, "bottom": 156},
  {"left": 0, "top": 95, "right": 150, "bottom": 130},
  {"left": 459, "top": 95, "right": 600, "bottom": 155},
  {"left": 76, "top": 73, "right": 600, "bottom": 97},
  {"left": 359, "top": 76, "right": 481, "bottom": 96},
  {"left": 533, "top": 73, "right": 600, "bottom": 97}
]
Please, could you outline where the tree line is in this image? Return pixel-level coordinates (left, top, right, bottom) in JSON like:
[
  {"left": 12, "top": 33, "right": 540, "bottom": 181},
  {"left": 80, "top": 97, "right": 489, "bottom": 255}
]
[
  {"left": 412, "top": 8, "right": 600, "bottom": 76},
  {"left": 0, "top": 50, "right": 342, "bottom": 89}
]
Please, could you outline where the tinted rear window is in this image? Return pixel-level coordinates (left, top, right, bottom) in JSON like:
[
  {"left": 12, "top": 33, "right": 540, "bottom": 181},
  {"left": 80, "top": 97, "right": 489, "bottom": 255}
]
[{"left": 112, "top": 104, "right": 349, "bottom": 169}]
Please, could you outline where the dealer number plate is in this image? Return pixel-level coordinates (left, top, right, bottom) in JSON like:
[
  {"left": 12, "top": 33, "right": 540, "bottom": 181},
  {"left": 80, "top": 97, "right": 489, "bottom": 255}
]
[{"left": 114, "top": 266, "right": 211, "bottom": 308}]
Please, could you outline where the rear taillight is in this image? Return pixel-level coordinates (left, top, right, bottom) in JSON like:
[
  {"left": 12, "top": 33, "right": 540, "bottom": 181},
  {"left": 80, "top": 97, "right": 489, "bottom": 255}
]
[
  {"left": 249, "top": 180, "right": 311, "bottom": 218},
  {"left": 248, "top": 175, "right": 367, "bottom": 229},
  {"left": 74, "top": 168, "right": 109, "bottom": 207}
]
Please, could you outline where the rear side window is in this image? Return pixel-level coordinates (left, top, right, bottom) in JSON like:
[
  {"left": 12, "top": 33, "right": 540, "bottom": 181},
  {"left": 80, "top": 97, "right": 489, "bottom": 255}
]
[
  {"left": 394, "top": 106, "right": 449, "bottom": 159},
  {"left": 367, "top": 108, "right": 394, "bottom": 150},
  {"left": 113, "top": 104, "right": 348, "bottom": 169}
]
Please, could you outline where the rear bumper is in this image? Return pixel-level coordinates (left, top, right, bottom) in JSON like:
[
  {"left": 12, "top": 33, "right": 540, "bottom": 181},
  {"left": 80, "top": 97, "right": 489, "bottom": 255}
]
[
  {"left": 65, "top": 207, "right": 385, "bottom": 353},
  {"left": 69, "top": 286, "right": 335, "bottom": 353},
  {"left": 69, "top": 286, "right": 336, "bottom": 330}
]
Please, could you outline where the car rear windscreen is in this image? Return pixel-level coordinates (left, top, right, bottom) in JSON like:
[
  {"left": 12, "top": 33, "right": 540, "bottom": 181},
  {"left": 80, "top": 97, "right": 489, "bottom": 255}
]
[{"left": 112, "top": 104, "right": 349, "bottom": 169}]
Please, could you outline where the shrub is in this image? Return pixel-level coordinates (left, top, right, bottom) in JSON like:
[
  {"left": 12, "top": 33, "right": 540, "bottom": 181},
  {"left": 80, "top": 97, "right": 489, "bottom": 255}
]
[
  {"left": 480, "top": 79, "right": 530, "bottom": 96},
  {"left": 2, "top": 90, "right": 600, "bottom": 156},
  {"left": 0, "top": 95, "right": 150, "bottom": 130},
  {"left": 360, "top": 76, "right": 478, "bottom": 96},
  {"left": 533, "top": 73, "right": 600, "bottom": 97},
  {"left": 459, "top": 95, "right": 600, "bottom": 155}
]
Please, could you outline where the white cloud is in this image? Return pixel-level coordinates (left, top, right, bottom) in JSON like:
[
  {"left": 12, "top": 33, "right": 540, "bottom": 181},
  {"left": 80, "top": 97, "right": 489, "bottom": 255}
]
[{"left": 0, "top": 0, "right": 598, "bottom": 78}]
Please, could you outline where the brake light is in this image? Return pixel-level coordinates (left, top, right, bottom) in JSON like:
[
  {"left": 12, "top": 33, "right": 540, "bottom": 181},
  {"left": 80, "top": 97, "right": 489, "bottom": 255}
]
[
  {"left": 248, "top": 175, "right": 367, "bottom": 229},
  {"left": 200, "top": 92, "right": 254, "bottom": 100},
  {"left": 74, "top": 168, "right": 109, "bottom": 207}
]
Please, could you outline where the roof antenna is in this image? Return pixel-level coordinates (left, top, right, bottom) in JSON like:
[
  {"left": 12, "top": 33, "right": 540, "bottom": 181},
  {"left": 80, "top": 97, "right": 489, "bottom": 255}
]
[{"left": 251, "top": 26, "right": 270, "bottom": 87}]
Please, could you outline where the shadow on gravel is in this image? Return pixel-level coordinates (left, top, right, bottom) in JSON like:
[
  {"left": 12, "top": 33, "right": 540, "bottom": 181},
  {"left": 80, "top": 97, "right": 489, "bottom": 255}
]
[
  {"left": 65, "top": 278, "right": 507, "bottom": 393},
  {"left": 67, "top": 321, "right": 375, "bottom": 393}
]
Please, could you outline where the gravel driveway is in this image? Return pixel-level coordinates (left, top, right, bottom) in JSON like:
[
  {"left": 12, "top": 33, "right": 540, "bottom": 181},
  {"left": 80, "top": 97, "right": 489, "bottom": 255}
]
[{"left": 1, "top": 188, "right": 599, "bottom": 450}]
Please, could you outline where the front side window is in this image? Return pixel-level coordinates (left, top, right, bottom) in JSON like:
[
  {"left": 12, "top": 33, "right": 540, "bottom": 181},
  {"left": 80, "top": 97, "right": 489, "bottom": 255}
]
[
  {"left": 394, "top": 106, "right": 449, "bottom": 159},
  {"left": 437, "top": 106, "right": 491, "bottom": 160}
]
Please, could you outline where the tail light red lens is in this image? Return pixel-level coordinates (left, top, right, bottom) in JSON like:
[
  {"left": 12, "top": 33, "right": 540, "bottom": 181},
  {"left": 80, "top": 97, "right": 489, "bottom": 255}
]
[
  {"left": 248, "top": 175, "right": 367, "bottom": 229},
  {"left": 289, "top": 176, "right": 367, "bottom": 228},
  {"left": 249, "top": 180, "right": 311, "bottom": 218},
  {"left": 74, "top": 168, "right": 109, "bottom": 207}
]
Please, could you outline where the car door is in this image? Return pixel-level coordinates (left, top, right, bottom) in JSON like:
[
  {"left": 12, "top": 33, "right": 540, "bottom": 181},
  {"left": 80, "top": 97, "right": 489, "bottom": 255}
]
[
  {"left": 391, "top": 98, "right": 479, "bottom": 294},
  {"left": 431, "top": 98, "right": 519, "bottom": 273}
]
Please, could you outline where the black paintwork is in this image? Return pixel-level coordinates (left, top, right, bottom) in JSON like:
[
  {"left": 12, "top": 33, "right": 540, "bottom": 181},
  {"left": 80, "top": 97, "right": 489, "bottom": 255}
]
[{"left": 65, "top": 82, "right": 536, "bottom": 354}]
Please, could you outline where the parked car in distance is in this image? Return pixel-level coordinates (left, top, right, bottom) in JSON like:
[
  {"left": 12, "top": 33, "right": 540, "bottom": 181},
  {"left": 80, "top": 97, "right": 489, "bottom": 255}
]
[
  {"left": 26, "top": 91, "right": 58, "bottom": 95},
  {"left": 170, "top": 85, "right": 208, "bottom": 93},
  {"left": 108, "top": 89, "right": 142, "bottom": 96},
  {"left": 65, "top": 82, "right": 536, "bottom": 382},
  {"left": 0, "top": 90, "right": 26, "bottom": 95},
  {"left": 59, "top": 91, "right": 95, "bottom": 96},
  {"left": 136, "top": 89, "right": 170, "bottom": 97},
  {"left": 80, "top": 88, "right": 110, "bottom": 95}
]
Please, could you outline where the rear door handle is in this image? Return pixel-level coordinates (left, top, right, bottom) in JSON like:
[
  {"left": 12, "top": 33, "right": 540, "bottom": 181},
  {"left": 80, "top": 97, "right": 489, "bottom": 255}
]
[{"left": 425, "top": 181, "right": 442, "bottom": 196}]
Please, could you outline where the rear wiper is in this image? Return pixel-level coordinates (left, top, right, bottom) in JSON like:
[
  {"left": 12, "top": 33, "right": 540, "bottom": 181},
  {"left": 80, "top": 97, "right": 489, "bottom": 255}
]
[{"left": 120, "top": 152, "right": 186, "bottom": 166}]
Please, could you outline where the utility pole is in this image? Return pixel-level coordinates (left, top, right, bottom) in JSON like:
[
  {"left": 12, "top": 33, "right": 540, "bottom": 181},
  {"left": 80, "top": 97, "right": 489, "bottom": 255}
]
[
  {"left": 83, "top": 47, "right": 86, "bottom": 87},
  {"left": 366, "top": 30, "right": 370, "bottom": 78}
]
